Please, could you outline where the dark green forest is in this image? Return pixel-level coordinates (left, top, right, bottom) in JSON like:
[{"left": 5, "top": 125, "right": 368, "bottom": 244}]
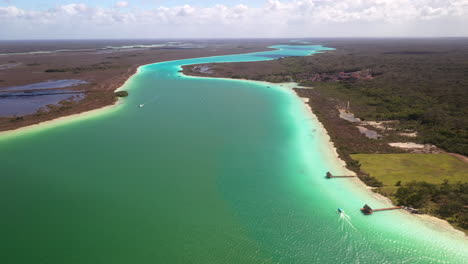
[{"left": 395, "top": 181, "right": 468, "bottom": 229}]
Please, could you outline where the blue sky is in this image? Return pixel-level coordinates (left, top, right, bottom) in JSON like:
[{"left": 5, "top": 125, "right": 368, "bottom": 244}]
[{"left": 1, "top": 0, "right": 468, "bottom": 39}]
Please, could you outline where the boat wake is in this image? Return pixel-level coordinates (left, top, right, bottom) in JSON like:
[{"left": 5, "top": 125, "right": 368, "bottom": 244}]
[
  {"left": 338, "top": 210, "right": 357, "bottom": 231},
  {"left": 336, "top": 209, "right": 359, "bottom": 258}
]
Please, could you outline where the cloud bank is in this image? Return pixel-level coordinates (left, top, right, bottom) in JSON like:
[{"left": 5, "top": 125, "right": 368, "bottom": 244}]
[{"left": 0, "top": 0, "right": 467, "bottom": 39}]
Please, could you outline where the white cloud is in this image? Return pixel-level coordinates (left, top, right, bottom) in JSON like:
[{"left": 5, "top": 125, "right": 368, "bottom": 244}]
[
  {"left": 176, "top": 4, "right": 195, "bottom": 17},
  {"left": 0, "top": 6, "right": 26, "bottom": 17},
  {"left": 0, "top": 0, "right": 467, "bottom": 39},
  {"left": 58, "top": 3, "right": 88, "bottom": 15},
  {"left": 115, "top": 1, "right": 129, "bottom": 8}
]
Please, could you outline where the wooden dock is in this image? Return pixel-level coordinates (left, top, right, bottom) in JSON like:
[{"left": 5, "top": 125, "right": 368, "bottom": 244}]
[
  {"left": 360, "top": 204, "right": 402, "bottom": 215},
  {"left": 326, "top": 172, "right": 355, "bottom": 178}
]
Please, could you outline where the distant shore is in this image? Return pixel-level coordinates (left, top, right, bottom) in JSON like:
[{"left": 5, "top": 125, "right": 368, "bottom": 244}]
[{"left": 0, "top": 41, "right": 274, "bottom": 133}]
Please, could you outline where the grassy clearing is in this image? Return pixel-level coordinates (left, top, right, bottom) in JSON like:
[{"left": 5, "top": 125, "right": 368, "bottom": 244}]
[{"left": 351, "top": 153, "right": 468, "bottom": 186}]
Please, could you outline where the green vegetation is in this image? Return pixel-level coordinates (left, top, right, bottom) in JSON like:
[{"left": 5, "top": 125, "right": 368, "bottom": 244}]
[
  {"left": 352, "top": 153, "right": 468, "bottom": 231},
  {"left": 358, "top": 173, "right": 384, "bottom": 187},
  {"left": 292, "top": 48, "right": 468, "bottom": 155},
  {"left": 351, "top": 154, "right": 468, "bottom": 186},
  {"left": 114, "top": 91, "right": 129, "bottom": 97},
  {"left": 395, "top": 181, "right": 467, "bottom": 230}
]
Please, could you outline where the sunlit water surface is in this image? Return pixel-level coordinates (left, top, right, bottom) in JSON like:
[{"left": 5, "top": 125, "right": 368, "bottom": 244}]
[{"left": 1, "top": 45, "right": 467, "bottom": 263}]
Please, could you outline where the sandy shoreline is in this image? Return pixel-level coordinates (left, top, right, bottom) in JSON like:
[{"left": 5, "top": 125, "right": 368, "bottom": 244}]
[
  {"left": 0, "top": 103, "right": 119, "bottom": 140},
  {"left": 281, "top": 82, "right": 353, "bottom": 176}
]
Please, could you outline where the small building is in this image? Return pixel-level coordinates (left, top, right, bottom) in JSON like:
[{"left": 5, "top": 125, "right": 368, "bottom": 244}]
[{"left": 361, "top": 204, "right": 373, "bottom": 214}]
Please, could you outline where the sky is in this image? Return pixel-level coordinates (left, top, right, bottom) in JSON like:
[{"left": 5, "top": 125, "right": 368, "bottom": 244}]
[{"left": 1, "top": 0, "right": 468, "bottom": 39}]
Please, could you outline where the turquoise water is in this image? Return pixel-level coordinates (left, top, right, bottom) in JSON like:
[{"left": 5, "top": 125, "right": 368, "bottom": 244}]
[{"left": 1, "top": 45, "right": 467, "bottom": 263}]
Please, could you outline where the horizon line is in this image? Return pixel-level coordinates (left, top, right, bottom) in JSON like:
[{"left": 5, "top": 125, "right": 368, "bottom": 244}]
[{"left": 1, "top": 37, "right": 468, "bottom": 41}]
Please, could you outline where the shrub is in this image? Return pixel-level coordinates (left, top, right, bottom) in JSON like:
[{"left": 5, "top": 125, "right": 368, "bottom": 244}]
[
  {"left": 45, "top": 69, "right": 67, "bottom": 72},
  {"left": 115, "top": 91, "right": 129, "bottom": 97}
]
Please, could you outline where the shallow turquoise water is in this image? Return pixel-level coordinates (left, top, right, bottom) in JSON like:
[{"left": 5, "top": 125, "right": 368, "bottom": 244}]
[{"left": 1, "top": 45, "right": 467, "bottom": 263}]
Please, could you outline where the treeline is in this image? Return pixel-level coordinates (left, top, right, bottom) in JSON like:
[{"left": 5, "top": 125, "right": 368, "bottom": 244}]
[{"left": 394, "top": 181, "right": 468, "bottom": 229}]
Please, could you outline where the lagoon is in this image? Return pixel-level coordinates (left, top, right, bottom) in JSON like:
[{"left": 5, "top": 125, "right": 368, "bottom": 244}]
[{"left": 1, "top": 45, "right": 467, "bottom": 263}]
